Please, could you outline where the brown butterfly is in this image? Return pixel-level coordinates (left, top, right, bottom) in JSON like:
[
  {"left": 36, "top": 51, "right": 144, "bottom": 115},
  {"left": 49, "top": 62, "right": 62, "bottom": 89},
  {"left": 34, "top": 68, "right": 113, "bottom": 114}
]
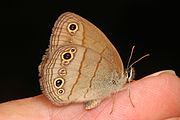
[{"left": 38, "top": 12, "right": 148, "bottom": 109}]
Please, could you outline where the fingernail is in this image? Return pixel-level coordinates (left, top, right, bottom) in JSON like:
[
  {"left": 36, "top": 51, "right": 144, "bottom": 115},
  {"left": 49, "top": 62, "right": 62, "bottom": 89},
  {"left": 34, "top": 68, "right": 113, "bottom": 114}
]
[{"left": 148, "top": 70, "right": 176, "bottom": 77}]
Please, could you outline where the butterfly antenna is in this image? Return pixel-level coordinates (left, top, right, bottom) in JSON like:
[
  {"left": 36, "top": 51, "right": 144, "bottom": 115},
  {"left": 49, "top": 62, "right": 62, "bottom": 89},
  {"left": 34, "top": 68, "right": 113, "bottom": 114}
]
[
  {"left": 126, "top": 45, "right": 135, "bottom": 69},
  {"left": 127, "top": 54, "right": 150, "bottom": 70}
]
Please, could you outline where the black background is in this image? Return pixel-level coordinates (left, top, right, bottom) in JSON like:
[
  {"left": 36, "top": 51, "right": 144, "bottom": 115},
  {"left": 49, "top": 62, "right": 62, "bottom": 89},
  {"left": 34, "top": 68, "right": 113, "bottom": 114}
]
[{"left": 0, "top": 0, "right": 179, "bottom": 103}]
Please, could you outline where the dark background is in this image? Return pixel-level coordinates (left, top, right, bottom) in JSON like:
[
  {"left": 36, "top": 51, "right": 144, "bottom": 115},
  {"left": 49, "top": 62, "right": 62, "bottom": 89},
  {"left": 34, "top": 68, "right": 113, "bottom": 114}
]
[{"left": 0, "top": 1, "right": 179, "bottom": 103}]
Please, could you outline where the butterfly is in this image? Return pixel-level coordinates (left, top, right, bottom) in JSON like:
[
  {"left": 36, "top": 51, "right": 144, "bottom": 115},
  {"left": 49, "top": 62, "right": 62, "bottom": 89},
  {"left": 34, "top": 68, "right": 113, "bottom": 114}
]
[{"left": 38, "top": 12, "right": 148, "bottom": 109}]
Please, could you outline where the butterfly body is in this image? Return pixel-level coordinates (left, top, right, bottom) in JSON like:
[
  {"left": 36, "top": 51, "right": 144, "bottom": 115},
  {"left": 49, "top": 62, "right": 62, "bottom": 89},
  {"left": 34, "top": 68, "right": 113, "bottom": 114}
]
[{"left": 39, "top": 12, "right": 128, "bottom": 109}]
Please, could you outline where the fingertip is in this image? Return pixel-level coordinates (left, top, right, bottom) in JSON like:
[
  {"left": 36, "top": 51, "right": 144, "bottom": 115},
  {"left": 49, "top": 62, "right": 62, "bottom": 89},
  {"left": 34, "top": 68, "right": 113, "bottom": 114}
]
[
  {"left": 129, "top": 70, "right": 180, "bottom": 119},
  {"left": 144, "top": 70, "right": 177, "bottom": 78}
]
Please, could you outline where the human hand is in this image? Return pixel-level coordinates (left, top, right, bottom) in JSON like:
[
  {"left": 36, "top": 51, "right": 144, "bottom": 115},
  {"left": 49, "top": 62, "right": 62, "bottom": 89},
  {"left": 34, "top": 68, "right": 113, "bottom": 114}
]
[{"left": 0, "top": 70, "right": 179, "bottom": 120}]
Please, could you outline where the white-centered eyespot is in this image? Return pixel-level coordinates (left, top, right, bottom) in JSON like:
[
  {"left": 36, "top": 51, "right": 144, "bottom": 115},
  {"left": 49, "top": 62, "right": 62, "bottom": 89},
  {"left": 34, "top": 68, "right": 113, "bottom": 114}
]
[
  {"left": 58, "top": 89, "right": 65, "bottom": 95},
  {"left": 62, "top": 51, "right": 73, "bottom": 61},
  {"left": 54, "top": 77, "right": 65, "bottom": 89},
  {"left": 61, "top": 47, "right": 77, "bottom": 64},
  {"left": 58, "top": 68, "right": 67, "bottom": 76},
  {"left": 70, "top": 47, "right": 77, "bottom": 53},
  {"left": 67, "top": 22, "right": 79, "bottom": 34},
  {"left": 62, "top": 60, "right": 70, "bottom": 66}
]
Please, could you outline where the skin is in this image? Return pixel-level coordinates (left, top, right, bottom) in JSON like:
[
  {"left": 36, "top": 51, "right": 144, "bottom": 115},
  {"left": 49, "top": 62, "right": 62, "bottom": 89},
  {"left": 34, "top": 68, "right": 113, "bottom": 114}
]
[{"left": 0, "top": 70, "right": 179, "bottom": 120}]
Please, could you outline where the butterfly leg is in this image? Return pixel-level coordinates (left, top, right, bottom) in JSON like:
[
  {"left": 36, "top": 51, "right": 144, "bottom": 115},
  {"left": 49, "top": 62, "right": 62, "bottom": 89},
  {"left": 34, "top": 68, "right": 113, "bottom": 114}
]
[
  {"left": 127, "top": 67, "right": 135, "bottom": 107},
  {"left": 84, "top": 99, "right": 102, "bottom": 109}
]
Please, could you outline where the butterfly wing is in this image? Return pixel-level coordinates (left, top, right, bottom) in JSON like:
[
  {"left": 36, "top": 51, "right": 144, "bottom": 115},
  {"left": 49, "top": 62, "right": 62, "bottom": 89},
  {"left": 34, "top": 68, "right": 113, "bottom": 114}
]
[
  {"left": 39, "top": 12, "right": 127, "bottom": 108},
  {"left": 40, "top": 44, "right": 126, "bottom": 105},
  {"left": 48, "top": 12, "right": 124, "bottom": 74}
]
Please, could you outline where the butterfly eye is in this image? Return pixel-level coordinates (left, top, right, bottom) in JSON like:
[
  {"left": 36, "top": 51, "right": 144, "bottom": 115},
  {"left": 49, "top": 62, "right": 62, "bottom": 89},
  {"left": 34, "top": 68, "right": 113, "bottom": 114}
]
[
  {"left": 54, "top": 78, "right": 64, "bottom": 88},
  {"left": 67, "top": 22, "right": 78, "bottom": 33}
]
